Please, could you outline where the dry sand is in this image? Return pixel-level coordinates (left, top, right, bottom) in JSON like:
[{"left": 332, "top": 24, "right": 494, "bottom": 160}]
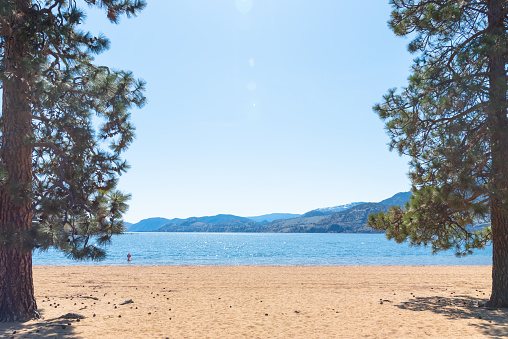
[{"left": 1, "top": 265, "right": 507, "bottom": 338}]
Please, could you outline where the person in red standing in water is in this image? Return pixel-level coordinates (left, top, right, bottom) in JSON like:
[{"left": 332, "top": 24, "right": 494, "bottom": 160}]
[{"left": 127, "top": 253, "right": 132, "bottom": 261}]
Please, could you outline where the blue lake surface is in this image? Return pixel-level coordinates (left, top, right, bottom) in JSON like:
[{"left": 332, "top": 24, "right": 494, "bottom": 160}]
[{"left": 32, "top": 232, "right": 492, "bottom": 266}]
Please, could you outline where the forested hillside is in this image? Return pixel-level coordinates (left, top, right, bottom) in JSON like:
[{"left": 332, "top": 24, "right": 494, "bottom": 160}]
[{"left": 127, "top": 192, "right": 411, "bottom": 233}]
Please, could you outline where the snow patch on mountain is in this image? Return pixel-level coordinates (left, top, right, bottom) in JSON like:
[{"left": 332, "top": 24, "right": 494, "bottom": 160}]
[{"left": 314, "top": 202, "right": 366, "bottom": 214}]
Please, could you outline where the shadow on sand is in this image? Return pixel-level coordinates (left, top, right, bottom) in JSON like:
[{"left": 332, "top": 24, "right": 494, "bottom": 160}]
[
  {"left": 396, "top": 295, "right": 508, "bottom": 337},
  {"left": 0, "top": 312, "right": 79, "bottom": 338}
]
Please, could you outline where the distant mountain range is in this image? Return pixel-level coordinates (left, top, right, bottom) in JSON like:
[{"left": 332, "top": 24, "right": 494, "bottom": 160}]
[
  {"left": 379, "top": 191, "right": 412, "bottom": 207},
  {"left": 126, "top": 191, "right": 411, "bottom": 233},
  {"left": 267, "top": 202, "right": 393, "bottom": 233}
]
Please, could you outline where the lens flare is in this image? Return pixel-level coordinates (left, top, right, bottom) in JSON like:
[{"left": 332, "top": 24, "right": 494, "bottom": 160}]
[
  {"left": 247, "top": 82, "right": 257, "bottom": 91},
  {"left": 235, "top": 0, "right": 253, "bottom": 14}
]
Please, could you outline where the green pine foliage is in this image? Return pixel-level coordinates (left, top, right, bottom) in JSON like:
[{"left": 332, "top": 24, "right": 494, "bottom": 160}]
[
  {"left": 0, "top": 1, "right": 146, "bottom": 259},
  {"left": 368, "top": 1, "right": 507, "bottom": 255}
]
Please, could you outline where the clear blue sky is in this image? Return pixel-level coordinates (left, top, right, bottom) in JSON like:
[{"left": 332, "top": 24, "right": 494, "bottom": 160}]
[{"left": 85, "top": 0, "right": 414, "bottom": 223}]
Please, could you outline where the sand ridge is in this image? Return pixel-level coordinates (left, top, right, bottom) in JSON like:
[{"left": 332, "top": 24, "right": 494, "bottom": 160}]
[{"left": 1, "top": 265, "right": 508, "bottom": 338}]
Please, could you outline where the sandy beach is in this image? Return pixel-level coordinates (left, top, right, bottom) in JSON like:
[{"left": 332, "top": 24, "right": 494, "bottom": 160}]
[{"left": 1, "top": 265, "right": 507, "bottom": 338}]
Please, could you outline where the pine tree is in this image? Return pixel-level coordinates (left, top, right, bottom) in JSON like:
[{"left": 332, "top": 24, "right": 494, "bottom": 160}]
[
  {"left": 368, "top": 0, "right": 508, "bottom": 307},
  {"left": 0, "top": 0, "right": 146, "bottom": 321}
]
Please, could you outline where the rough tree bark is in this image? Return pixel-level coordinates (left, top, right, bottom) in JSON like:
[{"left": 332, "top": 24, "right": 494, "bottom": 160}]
[
  {"left": 487, "top": 0, "right": 508, "bottom": 308},
  {"left": 0, "top": 1, "right": 38, "bottom": 321}
]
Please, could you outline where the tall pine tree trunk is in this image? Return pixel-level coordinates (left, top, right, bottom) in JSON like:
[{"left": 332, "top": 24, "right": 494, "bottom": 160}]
[
  {"left": 487, "top": 0, "right": 508, "bottom": 308},
  {"left": 0, "top": 1, "right": 38, "bottom": 321}
]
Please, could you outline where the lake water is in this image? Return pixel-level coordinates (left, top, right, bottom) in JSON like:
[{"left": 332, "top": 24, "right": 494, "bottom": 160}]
[{"left": 32, "top": 232, "right": 492, "bottom": 266}]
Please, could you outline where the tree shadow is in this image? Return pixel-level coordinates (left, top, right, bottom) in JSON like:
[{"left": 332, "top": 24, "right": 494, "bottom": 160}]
[
  {"left": 396, "top": 295, "right": 508, "bottom": 337},
  {"left": 0, "top": 313, "right": 79, "bottom": 338}
]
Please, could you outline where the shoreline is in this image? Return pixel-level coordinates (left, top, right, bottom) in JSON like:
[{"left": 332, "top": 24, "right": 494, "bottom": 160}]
[
  {"left": 3, "top": 265, "right": 507, "bottom": 338},
  {"left": 32, "top": 264, "right": 494, "bottom": 266}
]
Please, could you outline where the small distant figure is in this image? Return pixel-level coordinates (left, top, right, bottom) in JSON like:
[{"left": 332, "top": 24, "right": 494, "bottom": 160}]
[{"left": 127, "top": 253, "right": 132, "bottom": 261}]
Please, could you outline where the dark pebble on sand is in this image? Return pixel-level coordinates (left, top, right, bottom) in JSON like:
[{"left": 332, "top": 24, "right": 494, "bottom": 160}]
[
  {"left": 265, "top": 313, "right": 268, "bottom": 316},
  {"left": 148, "top": 312, "right": 151, "bottom": 315}
]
